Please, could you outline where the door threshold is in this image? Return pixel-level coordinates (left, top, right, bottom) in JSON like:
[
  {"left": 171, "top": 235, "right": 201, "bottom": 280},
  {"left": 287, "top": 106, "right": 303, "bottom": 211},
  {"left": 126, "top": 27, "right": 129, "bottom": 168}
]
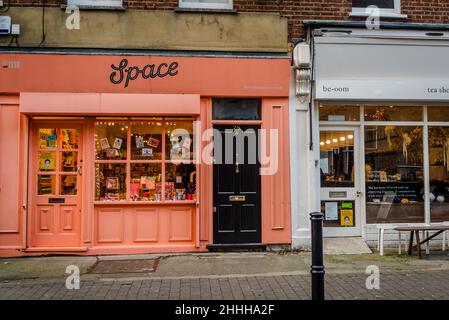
[
  {"left": 23, "top": 246, "right": 88, "bottom": 252},
  {"left": 207, "top": 243, "right": 266, "bottom": 251}
]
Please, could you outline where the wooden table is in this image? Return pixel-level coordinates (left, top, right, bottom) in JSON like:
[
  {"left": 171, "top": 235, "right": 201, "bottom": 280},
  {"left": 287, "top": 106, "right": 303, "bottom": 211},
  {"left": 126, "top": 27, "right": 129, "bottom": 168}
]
[{"left": 394, "top": 226, "right": 449, "bottom": 259}]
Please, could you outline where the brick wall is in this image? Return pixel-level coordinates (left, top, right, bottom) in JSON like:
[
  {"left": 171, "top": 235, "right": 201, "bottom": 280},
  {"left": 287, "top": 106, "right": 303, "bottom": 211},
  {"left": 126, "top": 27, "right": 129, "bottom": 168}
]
[{"left": 7, "top": 0, "right": 449, "bottom": 44}]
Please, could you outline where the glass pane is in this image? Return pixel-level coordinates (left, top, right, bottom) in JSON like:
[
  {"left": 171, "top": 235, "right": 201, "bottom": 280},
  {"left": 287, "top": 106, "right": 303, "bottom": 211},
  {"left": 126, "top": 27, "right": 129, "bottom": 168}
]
[
  {"left": 38, "top": 152, "right": 56, "bottom": 172},
  {"left": 60, "top": 175, "right": 77, "bottom": 195},
  {"left": 60, "top": 152, "right": 78, "bottom": 172},
  {"left": 38, "top": 174, "right": 56, "bottom": 195},
  {"left": 130, "top": 163, "right": 162, "bottom": 201},
  {"left": 165, "top": 121, "right": 194, "bottom": 161},
  {"left": 38, "top": 129, "right": 57, "bottom": 149},
  {"left": 60, "top": 129, "right": 79, "bottom": 149},
  {"left": 319, "top": 105, "right": 360, "bottom": 121},
  {"left": 165, "top": 163, "right": 197, "bottom": 201},
  {"left": 428, "top": 107, "right": 449, "bottom": 122},
  {"left": 95, "top": 121, "right": 127, "bottom": 160},
  {"left": 352, "top": 0, "right": 395, "bottom": 8},
  {"left": 320, "top": 131, "right": 355, "bottom": 188},
  {"left": 429, "top": 127, "right": 449, "bottom": 222},
  {"left": 95, "top": 163, "right": 127, "bottom": 201},
  {"left": 130, "top": 121, "right": 162, "bottom": 160},
  {"left": 212, "top": 98, "right": 261, "bottom": 120},
  {"left": 365, "top": 126, "right": 424, "bottom": 223},
  {"left": 364, "top": 106, "right": 423, "bottom": 121}
]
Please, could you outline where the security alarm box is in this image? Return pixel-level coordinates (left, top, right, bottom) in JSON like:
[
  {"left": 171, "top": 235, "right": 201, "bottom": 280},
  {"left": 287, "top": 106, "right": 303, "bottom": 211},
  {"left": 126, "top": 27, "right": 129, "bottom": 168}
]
[
  {"left": 0, "top": 16, "right": 11, "bottom": 35},
  {"left": 293, "top": 42, "right": 311, "bottom": 69}
]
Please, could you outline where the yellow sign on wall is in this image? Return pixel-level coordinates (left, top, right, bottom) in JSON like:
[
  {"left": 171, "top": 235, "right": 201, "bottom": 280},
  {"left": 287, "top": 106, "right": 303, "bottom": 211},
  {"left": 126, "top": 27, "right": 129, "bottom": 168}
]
[{"left": 340, "top": 209, "right": 354, "bottom": 227}]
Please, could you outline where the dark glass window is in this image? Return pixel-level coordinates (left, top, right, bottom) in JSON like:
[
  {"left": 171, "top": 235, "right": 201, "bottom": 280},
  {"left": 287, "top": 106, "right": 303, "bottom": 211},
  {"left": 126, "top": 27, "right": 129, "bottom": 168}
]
[
  {"left": 212, "top": 98, "right": 261, "bottom": 121},
  {"left": 353, "top": 0, "right": 395, "bottom": 9}
]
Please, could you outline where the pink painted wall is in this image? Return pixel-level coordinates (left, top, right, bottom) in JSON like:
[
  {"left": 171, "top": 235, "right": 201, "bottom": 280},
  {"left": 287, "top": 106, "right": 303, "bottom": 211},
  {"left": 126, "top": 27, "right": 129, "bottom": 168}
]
[{"left": 0, "top": 53, "right": 292, "bottom": 257}]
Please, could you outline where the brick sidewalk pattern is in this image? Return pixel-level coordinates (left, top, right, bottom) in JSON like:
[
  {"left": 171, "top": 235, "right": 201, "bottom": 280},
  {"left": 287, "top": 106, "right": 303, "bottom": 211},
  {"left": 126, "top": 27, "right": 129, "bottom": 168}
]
[{"left": 1, "top": 270, "right": 448, "bottom": 300}]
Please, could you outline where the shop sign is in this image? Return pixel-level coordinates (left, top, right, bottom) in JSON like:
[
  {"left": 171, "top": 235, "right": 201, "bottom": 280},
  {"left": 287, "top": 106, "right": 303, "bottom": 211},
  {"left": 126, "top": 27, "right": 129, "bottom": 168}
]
[
  {"left": 316, "top": 80, "right": 449, "bottom": 101},
  {"left": 110, "top": 58, "right": 179, "bottom": 88}
]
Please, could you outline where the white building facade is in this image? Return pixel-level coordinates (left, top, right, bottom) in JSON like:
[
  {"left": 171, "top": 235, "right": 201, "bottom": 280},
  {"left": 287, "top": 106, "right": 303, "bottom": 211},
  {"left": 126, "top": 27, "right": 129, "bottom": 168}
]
[{"left": 291, "top": 21, "right": 449, "bottom": 249}]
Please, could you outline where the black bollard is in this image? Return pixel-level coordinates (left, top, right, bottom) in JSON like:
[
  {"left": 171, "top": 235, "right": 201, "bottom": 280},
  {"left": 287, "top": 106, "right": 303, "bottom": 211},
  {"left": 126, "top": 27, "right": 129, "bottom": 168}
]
[{"left": 310, "top": 211, "right": 325, "bottom": 301}]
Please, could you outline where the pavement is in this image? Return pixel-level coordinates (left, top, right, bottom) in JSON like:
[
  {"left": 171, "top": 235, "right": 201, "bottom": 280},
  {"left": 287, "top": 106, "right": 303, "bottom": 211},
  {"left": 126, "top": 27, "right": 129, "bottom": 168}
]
[{"left": 1, "top": 250, "right": 449, "bottom": 300}]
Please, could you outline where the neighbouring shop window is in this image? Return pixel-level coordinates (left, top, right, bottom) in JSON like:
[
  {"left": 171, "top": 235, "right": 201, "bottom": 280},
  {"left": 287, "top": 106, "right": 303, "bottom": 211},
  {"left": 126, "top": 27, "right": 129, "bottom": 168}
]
[
  {"left": 212, "top": 98, "right": 261, "bottom": 121},
  {"left": 94, "top": 118, "right": 196, "bottom": 202},
  {"left": 365, "top": 126, "right": 424, "bottom": 223},
  {"left": 428, "top": 107, "right": 449, "bottom": 122},
  {"left": 178, "top": 0, "right": 233, "bottom": 10},
  {"left": 428, "top": 127, "right": 449, "bottom": 222},
  {"left": 364, "top": 105, "right": 423, "bottom": 122},
  {"left": 319, "top": 105, "right": 360, "bottom": 121},
  {"left": 320, "top": 131, "right": 355, "bottom": 188},
  {"left": 352, "top": 0, "right": 400, "bottom": 14},
  {"left": 66, "top": 0, "right": 123, "bottom": 8}
]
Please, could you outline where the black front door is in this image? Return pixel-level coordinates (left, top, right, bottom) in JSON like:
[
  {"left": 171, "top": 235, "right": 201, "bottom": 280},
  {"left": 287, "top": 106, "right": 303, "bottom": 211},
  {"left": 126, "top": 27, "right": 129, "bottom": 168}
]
[{"left": 213, "top": 125, "right": 261, "bottom": 244}]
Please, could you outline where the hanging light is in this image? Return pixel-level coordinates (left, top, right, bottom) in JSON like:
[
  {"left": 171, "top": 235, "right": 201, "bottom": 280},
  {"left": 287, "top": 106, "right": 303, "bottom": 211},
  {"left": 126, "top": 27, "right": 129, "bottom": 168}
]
[
  {"left": 332, "top": 138, "right": 338, "bottom": 143},
  {"left": 340, "top": 137, "right": 346, "bottom": 141},
  {"left": 320, "top": 141, "right": 325, "bottom": 146},
  {"left": 326, "top": 140, "right": 331, "bottom": 145},
  {"left": 348, "top": 134, "right": 354, "bottom": 140}
]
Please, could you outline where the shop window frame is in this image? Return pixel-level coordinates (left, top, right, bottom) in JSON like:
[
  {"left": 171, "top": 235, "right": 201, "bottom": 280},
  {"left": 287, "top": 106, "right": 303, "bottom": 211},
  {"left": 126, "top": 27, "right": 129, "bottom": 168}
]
[
  {"left": 351, "top": 0, "right": 406, "bottom": 18},
  {"left": 94, "top": 117, "right": 197, "bottom": 204},
  {"left": 318, "top": 104, "right": 449, "bottom": 226}
]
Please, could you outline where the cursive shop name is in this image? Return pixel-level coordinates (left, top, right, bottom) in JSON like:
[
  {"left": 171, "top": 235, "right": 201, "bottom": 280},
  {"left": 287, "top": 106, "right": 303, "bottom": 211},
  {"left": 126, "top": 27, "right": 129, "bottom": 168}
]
[{"left": 110, "top": 59, "right": 179, "bottom": 88}]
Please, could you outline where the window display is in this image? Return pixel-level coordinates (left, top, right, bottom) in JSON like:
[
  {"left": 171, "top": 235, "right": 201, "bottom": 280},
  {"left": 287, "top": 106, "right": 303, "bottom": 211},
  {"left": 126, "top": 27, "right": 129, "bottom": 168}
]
[
  {"left": 165, "top": 120, "right": 194, "bottom": 162},
  {"left": 94, "top": 118, "right": 196, "bottom": 202},
  {"left": 365, "top": 126, "right": 424, "bottom": 223},
  {"left": 320, "top": 131, "right": 355, "bottom": 188},
  {"left": 131, "top": 120, "right": 162, "bottom": 160},
  {"left": 95, "top": 163, "right": 127, "bottom": 201},
  {"left": 95, "top": 121, "right": 127, "bottom": 160},
  {"left": 428, "top": 127, "right": 449, "bottom": 222},
  {"left": 165, "top": 163, "right": 197, "bottom": 201}
]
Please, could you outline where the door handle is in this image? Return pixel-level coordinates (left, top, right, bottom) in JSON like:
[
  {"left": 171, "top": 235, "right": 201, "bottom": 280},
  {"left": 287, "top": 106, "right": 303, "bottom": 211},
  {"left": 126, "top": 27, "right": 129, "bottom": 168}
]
[{"left": 77, "top": 167, "right": 83, "bottom": 176}]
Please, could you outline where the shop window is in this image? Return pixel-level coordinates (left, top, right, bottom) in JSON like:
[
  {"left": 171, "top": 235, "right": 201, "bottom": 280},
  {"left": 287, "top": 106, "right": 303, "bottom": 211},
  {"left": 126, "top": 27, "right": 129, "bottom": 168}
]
[
  {"left": 95, "top": 163, "right": 127, "bottom": 201},
  {"left": 66, "top": 0, "right": 123, "bottom": 9},
  {"left": 212, "top": 98, "right": 261, "bottom": 121},
  {"left": 94, "top": 118, "right": 196, "bottom": 202},
  {"left": 428, "top": 127, "right": 449, "bottom": 222},
  {"left": 131, "top": 120, "right": 163, "bottom": 160},
  {"left": 365, "top": 126, "right": 424, "bottom": 223},
  {"left": 130, "top": 163, "right": 162, "bottom": 201},
  {"left": 364, "top": 106, "right": 423, "bottom": 122},
  {"left": 95, "top": 121, "right": 128, "bottom": 160},
  {"left": 319, "top": 105, "right": 360, "bottom": 121},
  {"left": 320, "top": 131, "right": 355, "bottom": 188},
  {"left": 165, "top": 163, "right": 197, "bottom": 201},
  {"left": 428, "top": 107, "right": 449, "bottom": 122},
  {"left": 165, "top": 120, "right": 194, "bottom": 162},
  {"left": 352, "top": 0, "right": 401, "bottom": 15},
  {"left": 178, "top": 0, "right": 233, "bottom": 10}
]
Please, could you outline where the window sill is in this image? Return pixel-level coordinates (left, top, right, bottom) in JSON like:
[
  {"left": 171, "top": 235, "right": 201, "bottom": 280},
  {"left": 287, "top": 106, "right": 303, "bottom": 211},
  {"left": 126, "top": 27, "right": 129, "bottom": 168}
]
[
  {"left": 94, "top": 200, "right": 197, "bottom": 205},
  {"left": 174, "top": 7, "right": 237, "bottom": 14},
  {"left": 349, "top": 12, "right": 408, "bottom": 19},
  {"left": 60, "top": 4, "right": 126, "bottom": 11}
]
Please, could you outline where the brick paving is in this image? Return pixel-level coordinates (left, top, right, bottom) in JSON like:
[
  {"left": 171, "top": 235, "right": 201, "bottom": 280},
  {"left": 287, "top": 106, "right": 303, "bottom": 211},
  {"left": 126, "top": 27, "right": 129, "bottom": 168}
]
[{"left": 1, "top": 270, "right": 449, "bottom": 300}]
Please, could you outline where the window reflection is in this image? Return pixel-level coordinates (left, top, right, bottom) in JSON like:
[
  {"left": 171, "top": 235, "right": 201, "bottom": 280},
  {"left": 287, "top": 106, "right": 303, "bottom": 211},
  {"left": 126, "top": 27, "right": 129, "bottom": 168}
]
[
  {"left": 429, "top": 127, "right": 449, "bottom": 222},
  {"left": 320, "top": 131, "right": 355, "bottom": 188},
  {"left": 365, "top": 126, "right": 424, "bottom": 223}
]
